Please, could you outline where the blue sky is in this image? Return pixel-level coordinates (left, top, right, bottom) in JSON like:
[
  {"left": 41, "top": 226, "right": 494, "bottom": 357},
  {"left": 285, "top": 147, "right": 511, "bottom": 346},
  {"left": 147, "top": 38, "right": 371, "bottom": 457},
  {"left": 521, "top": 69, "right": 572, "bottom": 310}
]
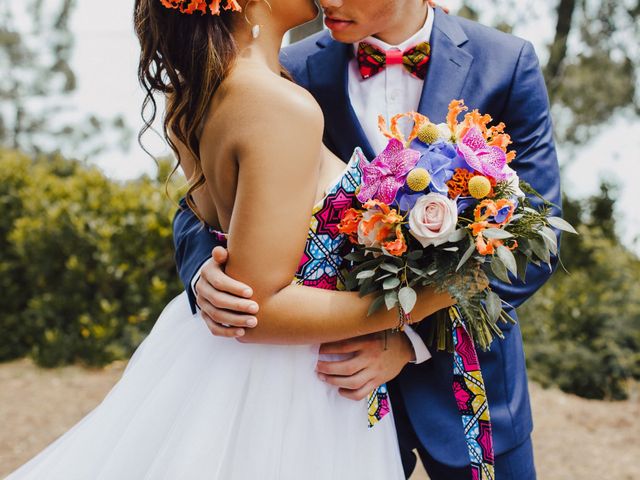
[{"left": 61, "top": 0, "right": 640, "bottom": 252}]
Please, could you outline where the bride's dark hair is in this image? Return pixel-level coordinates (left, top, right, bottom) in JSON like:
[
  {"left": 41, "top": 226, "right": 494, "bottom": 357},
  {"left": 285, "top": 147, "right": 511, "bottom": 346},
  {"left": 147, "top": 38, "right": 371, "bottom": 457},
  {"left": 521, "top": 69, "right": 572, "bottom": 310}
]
[{"left": 134, "top": 1, "right": 238, "bottom": 219}]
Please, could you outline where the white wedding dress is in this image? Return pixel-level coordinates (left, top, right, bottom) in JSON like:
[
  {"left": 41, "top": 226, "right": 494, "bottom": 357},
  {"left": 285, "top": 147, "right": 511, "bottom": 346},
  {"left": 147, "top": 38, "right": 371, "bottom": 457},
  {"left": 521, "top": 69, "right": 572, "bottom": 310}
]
[{"left": 5, "top": 150, "right": 405, "bottom": 480}]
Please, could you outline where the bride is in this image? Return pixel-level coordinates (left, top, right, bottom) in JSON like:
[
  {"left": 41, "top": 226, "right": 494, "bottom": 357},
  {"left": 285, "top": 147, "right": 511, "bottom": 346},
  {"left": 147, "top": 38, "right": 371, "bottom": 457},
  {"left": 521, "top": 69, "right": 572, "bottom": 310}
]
[{"left": 5, "top": 0, "right": 454, "bottom": 478}]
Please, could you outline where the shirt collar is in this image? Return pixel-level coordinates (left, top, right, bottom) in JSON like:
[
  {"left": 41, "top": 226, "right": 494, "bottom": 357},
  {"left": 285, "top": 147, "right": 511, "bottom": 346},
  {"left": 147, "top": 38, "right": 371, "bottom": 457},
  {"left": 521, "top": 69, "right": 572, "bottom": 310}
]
[{"left": 352, "top": 6, "right": 434, "bottom": 55}]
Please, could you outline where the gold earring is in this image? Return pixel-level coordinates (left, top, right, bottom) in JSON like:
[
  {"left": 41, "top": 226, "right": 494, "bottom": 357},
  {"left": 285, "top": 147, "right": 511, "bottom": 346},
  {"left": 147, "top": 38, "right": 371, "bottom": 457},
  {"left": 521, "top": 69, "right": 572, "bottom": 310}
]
[{"left": 244, "top": 0, "right": 272, "bottom": 39}]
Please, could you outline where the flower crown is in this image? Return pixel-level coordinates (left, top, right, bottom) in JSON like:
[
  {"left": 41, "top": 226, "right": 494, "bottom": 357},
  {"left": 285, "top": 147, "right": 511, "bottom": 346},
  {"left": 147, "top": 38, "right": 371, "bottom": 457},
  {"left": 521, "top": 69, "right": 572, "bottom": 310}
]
[{"left": 160, "top": 0, "right": 242, "bottom": 15}]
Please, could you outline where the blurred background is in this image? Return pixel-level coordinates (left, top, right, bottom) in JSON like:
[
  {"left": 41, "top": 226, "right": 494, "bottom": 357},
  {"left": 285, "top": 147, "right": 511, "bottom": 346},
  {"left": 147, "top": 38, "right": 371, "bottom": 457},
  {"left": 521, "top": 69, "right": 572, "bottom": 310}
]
[{"left": 0, "top": 0, "right": 639, "bottom": 478}]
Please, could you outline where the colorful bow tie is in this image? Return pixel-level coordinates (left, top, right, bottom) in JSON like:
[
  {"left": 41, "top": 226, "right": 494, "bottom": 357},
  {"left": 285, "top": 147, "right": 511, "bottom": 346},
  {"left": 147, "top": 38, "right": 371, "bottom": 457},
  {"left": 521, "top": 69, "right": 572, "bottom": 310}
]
[{"left": 357, "top": 41, "right": 431, "bottom": 80}]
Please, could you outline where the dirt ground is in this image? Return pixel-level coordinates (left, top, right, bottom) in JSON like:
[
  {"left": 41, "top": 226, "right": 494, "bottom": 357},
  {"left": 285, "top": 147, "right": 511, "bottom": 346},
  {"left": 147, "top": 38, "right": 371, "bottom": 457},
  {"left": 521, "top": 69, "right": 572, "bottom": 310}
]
[{"left": 1, "top": 358, "right": 638, "bottom": 479}]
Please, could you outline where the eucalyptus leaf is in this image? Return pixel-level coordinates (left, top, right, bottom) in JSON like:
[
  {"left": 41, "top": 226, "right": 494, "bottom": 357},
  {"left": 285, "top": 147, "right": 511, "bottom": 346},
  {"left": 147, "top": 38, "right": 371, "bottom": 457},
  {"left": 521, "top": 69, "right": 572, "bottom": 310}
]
[
  {"left": 515, "top": 252, "right": 528, "bottom": 282},
  {"left": 352, "top": 258, "right": 383, "bottom": 275},
  {"left": 447, "top": 229, "right": 468, "bottom": 243},
  {"left": 358, "top": 277, "right": 374, "bottom": 297},
  {"left": 490, "top": 256, "right": 511, "bottom": 284},
  {"left": 496, "top": 245, "right": 518, "bottom": 276},
  {"left": 548, "top": 216, "right": 578, "bottom": 234},
  {"left": 344, "top": 251, "right": 365, "bottom": 262},
  {"left": 539, "top": 226, "right": 558, "bottom": 255},
  {"left": 383, "top": 277, "right": 401, "bottom": 290},
  {"left": 529, "top": 237, "right": 551, "bottom": 265},
  {"left": 482, "top": 228, "right": 513, "bottom": 240},
  {"left": 456, "top": 242, "right": 477, "bottom": 271},
  {"left": 356, "top": 270, "right": 376, "bottom": 280},
  {"left": 367, "top": 295, "right": 386, "bottom": 317},
  {"left": 384, "top": 291, "right": 398, "bottom": 310},
  {"left": 380, "top": 263, "right": 400, "bottom": 274},
  {"left": 398, "top": 287, "right": 417, "bottom": 313},
  {"left": 485, "top": 290, "right": 502, "bottom": 323},
  {"left": 407, "top": 250, "right": 424, "bottom": 260},
  {"left": 376, "top": 273, "right": 393, "bottom": 281},
  {"left": 344, "top": 276, "right": 358, "bottom": 291},
  {"left": 409, "top": 266, "right": 425, "bottom": 276}
]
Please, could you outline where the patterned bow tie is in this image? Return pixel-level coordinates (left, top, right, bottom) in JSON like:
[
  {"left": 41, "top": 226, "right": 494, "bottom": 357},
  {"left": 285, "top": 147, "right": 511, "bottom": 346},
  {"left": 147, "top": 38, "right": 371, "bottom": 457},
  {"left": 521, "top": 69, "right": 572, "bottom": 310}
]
[{"left": 357, "top": 41, "right": 431, "bottom": 80}]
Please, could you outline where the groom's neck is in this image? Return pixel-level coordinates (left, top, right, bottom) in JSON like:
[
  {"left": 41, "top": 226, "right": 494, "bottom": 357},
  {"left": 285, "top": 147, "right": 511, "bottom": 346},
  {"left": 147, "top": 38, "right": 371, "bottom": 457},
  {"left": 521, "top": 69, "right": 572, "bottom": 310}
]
[{"left": 372, "top": 5, "right": 429, "bottom": 45}]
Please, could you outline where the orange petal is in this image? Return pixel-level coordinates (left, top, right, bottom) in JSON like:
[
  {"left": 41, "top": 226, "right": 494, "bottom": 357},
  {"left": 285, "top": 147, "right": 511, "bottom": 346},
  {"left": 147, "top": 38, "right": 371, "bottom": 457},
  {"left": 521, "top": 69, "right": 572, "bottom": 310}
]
[
  {"left": 378, "top": 115, "right": 395, "bottom": 140},
  {"left": 447, "top": 99, "right": 467, "bottom": 134},
  {"left": 223, "top": 0, "right": 242, "bottom": 11}
]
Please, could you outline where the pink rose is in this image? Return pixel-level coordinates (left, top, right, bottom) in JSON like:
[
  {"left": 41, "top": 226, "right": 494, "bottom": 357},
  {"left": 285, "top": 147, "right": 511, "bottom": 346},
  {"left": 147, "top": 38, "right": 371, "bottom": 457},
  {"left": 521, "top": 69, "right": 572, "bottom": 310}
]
[{"left": 409, "top": 193, "right": 459, "bottom": 248}]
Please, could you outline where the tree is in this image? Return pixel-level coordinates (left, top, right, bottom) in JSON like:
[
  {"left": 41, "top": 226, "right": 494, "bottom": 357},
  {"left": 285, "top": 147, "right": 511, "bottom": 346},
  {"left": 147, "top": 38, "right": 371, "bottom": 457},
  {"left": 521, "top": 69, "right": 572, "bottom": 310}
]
[
  {"left": 0, "top": 0, "right": 131, "bottom": 159},
  {"left": 458, "top": 0, "right": 639, "bottom": 143}
]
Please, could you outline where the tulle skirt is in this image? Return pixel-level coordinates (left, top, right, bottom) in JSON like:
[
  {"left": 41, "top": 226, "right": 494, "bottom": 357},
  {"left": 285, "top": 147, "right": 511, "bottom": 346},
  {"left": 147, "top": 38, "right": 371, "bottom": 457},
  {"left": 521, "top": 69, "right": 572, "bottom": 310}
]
[{"left": 6, "top": 292, "right": 405, "bottom": 480}]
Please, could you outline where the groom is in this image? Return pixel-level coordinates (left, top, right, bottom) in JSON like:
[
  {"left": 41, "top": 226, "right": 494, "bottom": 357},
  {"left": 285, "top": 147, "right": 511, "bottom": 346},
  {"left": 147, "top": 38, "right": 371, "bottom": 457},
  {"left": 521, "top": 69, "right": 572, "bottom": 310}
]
[{"left": 173, "top": 1, "right": 561, "bottom": 478}]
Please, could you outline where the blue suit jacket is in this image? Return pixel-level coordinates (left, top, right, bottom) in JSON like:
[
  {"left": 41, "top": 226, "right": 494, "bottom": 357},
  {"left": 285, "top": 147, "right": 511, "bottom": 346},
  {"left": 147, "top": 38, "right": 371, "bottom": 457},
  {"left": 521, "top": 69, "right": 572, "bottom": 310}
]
[{"left": 172, "top": 9, "right": 562, "bottom": 467}]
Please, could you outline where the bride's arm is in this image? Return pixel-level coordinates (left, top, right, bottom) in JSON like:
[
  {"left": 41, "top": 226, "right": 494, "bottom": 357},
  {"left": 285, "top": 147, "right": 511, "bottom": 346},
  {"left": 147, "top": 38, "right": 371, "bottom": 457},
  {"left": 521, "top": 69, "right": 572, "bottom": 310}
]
[{"left": 202, "top": 79, "right": 453, "bottom": 345}]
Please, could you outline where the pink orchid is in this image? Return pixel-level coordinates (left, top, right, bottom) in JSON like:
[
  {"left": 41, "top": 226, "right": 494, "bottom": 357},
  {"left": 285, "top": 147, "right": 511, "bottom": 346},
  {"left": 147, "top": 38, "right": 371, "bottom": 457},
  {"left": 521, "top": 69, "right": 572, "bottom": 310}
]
[
  {"left": 457, "top": 127, "right": 516, "bottom": 181},
  {"left": 357, "top": 139, "right": 421, "bottom": 205}
]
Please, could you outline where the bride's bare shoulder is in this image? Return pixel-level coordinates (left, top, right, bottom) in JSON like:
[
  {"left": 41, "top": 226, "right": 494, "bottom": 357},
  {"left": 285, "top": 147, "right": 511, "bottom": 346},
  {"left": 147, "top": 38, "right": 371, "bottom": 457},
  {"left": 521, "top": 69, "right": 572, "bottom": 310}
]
[{"left": 217, "top": 65, "right": 324, "bottom": 141}]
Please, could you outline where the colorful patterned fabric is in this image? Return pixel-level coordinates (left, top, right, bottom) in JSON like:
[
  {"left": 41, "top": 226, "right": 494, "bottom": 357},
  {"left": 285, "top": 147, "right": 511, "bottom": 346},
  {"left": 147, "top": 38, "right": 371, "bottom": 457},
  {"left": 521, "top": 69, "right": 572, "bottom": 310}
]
[
  {"left": 357, "top": 41, "right": 431, "bottom": 80},
  {"left": 450, "top": 306, "right": 495, "bottom": 480},
  {"left": 291, "top": 148, "right": 391, "bottom": 427}
]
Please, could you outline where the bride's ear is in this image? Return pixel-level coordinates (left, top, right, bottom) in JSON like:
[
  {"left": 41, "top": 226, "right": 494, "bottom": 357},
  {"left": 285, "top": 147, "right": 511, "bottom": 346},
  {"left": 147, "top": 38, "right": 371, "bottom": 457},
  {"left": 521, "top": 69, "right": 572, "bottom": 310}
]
[{"left": 239, "top": 0, "right": 273, "bottom": 39}]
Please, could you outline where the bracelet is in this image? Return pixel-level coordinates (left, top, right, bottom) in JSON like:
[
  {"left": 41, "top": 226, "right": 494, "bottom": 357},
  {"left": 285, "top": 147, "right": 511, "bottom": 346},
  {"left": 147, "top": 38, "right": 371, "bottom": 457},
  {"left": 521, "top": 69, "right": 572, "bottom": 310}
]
[{"left": 393, "top": 305, "right": 412, "bottom": 332}]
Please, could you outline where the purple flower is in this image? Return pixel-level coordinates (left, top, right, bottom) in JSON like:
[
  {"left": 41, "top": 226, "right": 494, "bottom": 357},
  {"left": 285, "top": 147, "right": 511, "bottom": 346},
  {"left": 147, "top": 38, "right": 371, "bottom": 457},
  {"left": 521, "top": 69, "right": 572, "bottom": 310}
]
[
  {"left": 457, "top": 127, "right": 516, "bottom": 181},
  {"left": 396, "top": 141, "right": 462, "bottom": 211},
  {"left": 494, "top": 205, "right": 513, "bottom": 224},
  {"left": 357, "top": 139, "right": 420, "bottom": 205}
]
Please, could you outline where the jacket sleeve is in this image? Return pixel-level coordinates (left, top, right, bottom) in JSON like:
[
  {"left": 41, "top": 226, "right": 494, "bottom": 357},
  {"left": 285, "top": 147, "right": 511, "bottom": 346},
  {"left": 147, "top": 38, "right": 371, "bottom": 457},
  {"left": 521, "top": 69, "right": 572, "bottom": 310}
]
[
  {"left": 414, "top": 40, "right": 563, "bottom": 342},
  {"left": 172, "top": 197, "right": 224, "bottom": 314},
  {"left": 490, "top": 40, "right": 563, "bottom": 309}
]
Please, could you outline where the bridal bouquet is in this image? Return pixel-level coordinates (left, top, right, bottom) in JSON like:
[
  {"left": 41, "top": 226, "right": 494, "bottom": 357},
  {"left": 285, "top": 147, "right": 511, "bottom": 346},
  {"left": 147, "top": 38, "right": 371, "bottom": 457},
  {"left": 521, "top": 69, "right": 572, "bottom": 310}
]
[{"left": 338, "top": 100, "right": 576, "bottom": 351}]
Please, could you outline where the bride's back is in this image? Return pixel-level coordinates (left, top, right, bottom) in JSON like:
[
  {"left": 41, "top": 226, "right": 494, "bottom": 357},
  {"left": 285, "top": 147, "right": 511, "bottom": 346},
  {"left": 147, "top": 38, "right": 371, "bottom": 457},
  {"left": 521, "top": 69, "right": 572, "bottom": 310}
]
[{"left": 173, "top": 60, "right": 339, "bottom": 233}]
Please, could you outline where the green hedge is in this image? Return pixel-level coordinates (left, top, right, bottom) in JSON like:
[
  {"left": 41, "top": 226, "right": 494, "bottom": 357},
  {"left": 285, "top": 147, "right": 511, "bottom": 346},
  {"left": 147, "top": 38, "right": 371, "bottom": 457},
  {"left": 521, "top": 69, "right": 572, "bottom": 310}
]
[
  {"left": 519, "top": 226, "right": 640, "bottom": 400},
  {"left": 0, "top": 150, "right": 183, "bottom": 366}
]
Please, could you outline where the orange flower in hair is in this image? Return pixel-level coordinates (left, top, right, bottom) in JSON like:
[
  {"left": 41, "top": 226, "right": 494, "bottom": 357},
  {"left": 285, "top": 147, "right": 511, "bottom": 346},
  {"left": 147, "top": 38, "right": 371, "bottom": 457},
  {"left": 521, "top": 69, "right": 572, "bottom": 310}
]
[{"left": 160, "top": 0, "right": 242, "bottom": 15}]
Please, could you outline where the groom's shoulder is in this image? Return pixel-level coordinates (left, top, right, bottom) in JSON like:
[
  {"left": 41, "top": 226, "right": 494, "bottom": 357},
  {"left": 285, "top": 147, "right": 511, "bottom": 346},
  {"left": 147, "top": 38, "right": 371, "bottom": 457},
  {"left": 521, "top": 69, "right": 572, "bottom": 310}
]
[
  {"left": 279, "top": 30, "right": 331, "bottom": 81},
  {"left": 445, "top": 13, "right": 530, "bottom": 62}
]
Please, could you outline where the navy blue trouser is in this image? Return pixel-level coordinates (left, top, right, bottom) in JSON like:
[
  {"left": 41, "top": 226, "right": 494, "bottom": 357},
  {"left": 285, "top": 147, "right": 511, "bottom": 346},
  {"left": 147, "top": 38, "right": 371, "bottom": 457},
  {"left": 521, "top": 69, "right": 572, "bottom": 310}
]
[{"left": 391, "top": 385, "right": 536, "bottom": 480}]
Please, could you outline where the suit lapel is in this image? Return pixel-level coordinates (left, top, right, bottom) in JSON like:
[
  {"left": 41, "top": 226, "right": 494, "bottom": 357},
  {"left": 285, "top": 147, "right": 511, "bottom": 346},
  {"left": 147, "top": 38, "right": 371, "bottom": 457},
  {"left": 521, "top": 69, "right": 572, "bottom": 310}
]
[
  {"left": 419, "top": 9, "right": 474, "bottom": 122},
  {"left": 306, "top": 39, "right": 376, "bottom": 162}
]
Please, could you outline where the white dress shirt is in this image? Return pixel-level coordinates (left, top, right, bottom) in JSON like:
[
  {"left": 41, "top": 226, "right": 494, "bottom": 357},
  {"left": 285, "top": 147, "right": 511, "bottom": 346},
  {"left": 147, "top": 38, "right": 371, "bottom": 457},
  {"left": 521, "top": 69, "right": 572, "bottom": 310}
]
[
  {"left": 348, "top": 6, "right": 435, "bottom": 155},
  {"left": 346, "top": 7, "right": 435, "bottom": 364}
]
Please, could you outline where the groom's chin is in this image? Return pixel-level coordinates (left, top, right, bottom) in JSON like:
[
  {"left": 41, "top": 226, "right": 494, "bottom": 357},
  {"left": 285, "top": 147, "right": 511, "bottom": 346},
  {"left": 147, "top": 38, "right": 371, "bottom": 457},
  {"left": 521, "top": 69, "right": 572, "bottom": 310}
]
[{"left": 323, "top": 17, "right": 364, "bottom": 44}]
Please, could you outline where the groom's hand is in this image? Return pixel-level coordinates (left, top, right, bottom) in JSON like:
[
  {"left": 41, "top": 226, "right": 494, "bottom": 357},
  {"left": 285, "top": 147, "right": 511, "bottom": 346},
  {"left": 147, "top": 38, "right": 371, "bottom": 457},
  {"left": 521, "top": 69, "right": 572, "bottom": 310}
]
[
  {"left": 195, "top": 246, "right": 260, "bottom": 338},
  {"left": 316, "top": 331, "right": 414, "bottom": 401}
]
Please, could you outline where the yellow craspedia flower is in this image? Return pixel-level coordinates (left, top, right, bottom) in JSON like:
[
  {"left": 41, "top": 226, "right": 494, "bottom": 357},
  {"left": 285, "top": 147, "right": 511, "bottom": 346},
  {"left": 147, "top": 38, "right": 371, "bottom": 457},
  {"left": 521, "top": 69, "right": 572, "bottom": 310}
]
[
  {"left": 417, "top": 123, "right": 440, "bottom": 145},
  {"left": 407, "top": 168, "right": 431, "bottom": 192},
  {"left": 468, "top": 175, "right": 492, "bottom": 199}
]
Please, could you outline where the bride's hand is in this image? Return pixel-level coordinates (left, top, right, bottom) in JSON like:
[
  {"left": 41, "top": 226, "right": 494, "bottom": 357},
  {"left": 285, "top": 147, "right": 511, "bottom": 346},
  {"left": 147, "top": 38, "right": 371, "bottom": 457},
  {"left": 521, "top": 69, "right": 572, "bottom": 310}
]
[{"left": 195, "top": 246, "right": 260, "bottom": 338}]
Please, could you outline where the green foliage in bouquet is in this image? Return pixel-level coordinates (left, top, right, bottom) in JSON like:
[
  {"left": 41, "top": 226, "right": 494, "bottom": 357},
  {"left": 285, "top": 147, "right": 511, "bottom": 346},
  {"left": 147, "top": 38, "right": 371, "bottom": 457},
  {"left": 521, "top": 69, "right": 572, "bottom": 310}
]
[
  {"left": 0, "top": 149, "right": 183, "bottom": 367},
  {"left": 339, "top": 105, "right": 577, "bottom": 353}
]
